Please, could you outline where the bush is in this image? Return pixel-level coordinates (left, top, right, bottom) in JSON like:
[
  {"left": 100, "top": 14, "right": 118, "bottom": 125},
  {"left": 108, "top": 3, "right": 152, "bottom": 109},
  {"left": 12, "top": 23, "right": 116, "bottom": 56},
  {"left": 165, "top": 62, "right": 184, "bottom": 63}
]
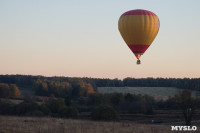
[
  {"left": 45, "top": 98, "right": 66, "bottom": 113},
  {"left": 0, "top": 100, "right": 13, "bottom": 115},
  {"left": 144, "top": 104, "right": 154, "bottom": 115},
  {"left": 87, "top": 93, "right": 104, "bottom": 106},
  {"left": 59, "top": 106, "right": 79, "bottom": 118},
  {"left": 15, "top": 101, "right": 39, "bottom": 116},
  {"left": 40, "top": 104, "right": 51, "bottom": 115},
  {"left": 25, "top": 110, "right": 44, "bottom": 117},
  {"left": 91, "top": 105, "right": 119, "bottom": 121}
]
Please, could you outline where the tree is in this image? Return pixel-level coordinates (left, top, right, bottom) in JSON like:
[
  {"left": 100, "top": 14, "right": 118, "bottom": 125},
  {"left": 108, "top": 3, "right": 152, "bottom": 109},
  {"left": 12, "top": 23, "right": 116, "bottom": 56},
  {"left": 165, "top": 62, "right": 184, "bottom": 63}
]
[
  {"left": 59, "top": 106, "right": 79, "bottom": 118},
  {"left": 46, "top": 97, "right": 66, "bottom": 114},
  {"left": 176, "top": 90, "right": 196, "bottom": 126},
  {"left": 56, "top": 98, "right": 66, "bottom": 112},
  {"left": 110, "top": 93, "right": 123, "bottom": 107},
  {"left": 9, "top": 84, "right": 21, "bottom": 98},
  {"left": 0, "top": 99, "right": 13, "bottom": 115},
  {"left": 33, "top": 80, "right": 49, "bottom": 96},
  {"left": 0, "top": 83, "right": 10, "bottom": 98},
  {"left": 91, "top": 105, "right": 119, "bottom": 121},
  {"left": 88, "top": 93, "right": 104, "bottom": 106},
  {"left": 0, "top": 83, "right": 21, "bottom": 98},
  {"left": 15, "top": 101, "right": 40, "bottom": 116},
  {"left": 40, "top": 104, "right": 51, "bottom": 115},
  {"left": 86, "top": 83, "right": 95, "bottom": 96},
  {"left": 64, "top": 96, "right": 71, "bottom": 106},
  {"left": 124, "top": 93, "right": 135, "bottom": 102}
]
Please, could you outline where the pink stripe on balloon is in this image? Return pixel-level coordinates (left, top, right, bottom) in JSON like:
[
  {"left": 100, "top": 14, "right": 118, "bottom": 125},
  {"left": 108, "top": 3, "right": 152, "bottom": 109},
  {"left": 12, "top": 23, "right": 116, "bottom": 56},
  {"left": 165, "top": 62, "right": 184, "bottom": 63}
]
[
  {"left": 121, "top": 9, "right": 157, "bottom": 16},
  {"left": 128, "top": 44, "right": 150, "bottom": 54}
]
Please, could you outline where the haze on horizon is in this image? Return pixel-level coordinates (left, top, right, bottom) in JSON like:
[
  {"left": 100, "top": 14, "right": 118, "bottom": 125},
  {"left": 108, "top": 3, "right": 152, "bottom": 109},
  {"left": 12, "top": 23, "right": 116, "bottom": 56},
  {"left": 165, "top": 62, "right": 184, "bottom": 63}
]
[{"left": 0, "top": 0, "right": 200, "bottom": 79}]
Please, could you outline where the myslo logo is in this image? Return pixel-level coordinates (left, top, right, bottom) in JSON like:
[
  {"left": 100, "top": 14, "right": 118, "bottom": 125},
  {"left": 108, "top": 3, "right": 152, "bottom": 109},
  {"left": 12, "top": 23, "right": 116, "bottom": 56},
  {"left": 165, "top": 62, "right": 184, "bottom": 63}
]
[{"left": 171, "top": 126, "right": 197, "bottom": 131}]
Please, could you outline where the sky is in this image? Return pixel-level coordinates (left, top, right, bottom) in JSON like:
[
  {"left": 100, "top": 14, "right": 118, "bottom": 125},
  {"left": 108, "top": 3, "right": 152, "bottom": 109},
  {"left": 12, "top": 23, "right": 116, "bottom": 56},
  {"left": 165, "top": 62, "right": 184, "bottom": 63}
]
[{"left": 0, "top": 0, "right": 200, "bottom": 79}]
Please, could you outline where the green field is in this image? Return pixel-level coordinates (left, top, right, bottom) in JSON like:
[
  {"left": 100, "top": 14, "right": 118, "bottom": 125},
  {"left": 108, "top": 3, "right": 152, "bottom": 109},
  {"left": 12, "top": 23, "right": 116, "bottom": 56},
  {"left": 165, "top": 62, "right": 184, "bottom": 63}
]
[{"left": 97, "top": 87, "right": 199, "bottom": 99}]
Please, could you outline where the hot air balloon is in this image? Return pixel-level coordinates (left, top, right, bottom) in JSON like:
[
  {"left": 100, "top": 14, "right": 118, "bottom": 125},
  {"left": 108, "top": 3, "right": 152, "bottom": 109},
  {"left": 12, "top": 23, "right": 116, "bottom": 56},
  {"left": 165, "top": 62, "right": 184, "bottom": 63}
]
[{"left": 118, "top": 9, "right": 160, "bottom": 64}]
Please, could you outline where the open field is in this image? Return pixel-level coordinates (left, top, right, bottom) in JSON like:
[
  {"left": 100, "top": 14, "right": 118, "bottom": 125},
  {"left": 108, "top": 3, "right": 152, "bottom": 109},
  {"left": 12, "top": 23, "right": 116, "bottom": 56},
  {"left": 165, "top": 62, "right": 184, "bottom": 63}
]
[
  {"left": 97, "top": 87, "right": 200, "bottom": 99},
  {"left": 1, "top": 115, "right": 196, "bottom": 133}
]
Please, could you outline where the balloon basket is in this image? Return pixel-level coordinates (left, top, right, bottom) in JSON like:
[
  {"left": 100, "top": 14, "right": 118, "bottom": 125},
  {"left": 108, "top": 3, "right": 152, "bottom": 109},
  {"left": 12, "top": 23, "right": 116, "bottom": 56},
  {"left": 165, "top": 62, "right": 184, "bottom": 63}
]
[{"left": 137, "top": 59, "right": 141, "bottom": 65}]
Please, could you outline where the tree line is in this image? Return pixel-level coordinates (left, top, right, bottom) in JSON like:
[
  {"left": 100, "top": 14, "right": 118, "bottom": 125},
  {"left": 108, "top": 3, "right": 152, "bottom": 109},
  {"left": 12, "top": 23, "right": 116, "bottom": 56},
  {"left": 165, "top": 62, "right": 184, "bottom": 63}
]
[
  {"left": 1, "top": 89, "right": 199, "bottom": 122},
  {"left": 33, "top": 79, "right": 95, "bottom": 98},
  {"left": 0, "top": 75, "right": 200, "bottom": 91}
]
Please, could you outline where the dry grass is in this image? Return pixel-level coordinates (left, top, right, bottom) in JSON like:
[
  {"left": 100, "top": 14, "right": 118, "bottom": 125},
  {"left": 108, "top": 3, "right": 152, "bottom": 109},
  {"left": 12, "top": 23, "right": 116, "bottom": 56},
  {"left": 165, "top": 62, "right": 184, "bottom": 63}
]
[{"left": 0, "top": 115, "right": 199, "bottom": 133}]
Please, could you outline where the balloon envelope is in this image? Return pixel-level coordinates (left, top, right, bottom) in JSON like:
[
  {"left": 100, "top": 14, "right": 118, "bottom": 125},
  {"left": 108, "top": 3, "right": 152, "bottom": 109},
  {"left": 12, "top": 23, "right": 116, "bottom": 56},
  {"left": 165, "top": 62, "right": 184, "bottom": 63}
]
[{"left": 118, "top": 9, "right": 160, "bottom": 60}]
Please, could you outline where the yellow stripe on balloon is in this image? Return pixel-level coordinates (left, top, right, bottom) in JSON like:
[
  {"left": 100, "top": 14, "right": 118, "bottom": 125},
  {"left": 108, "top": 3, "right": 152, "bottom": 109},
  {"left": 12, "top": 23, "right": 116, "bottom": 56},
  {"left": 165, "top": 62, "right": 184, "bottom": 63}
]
[{"left": 118, "top": 15, "right": 159, "bottom": 45}]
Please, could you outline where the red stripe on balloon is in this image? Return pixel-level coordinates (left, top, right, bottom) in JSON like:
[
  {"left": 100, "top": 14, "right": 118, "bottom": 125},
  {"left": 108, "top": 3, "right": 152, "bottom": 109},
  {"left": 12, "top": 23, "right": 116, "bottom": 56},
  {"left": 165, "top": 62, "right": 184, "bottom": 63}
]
[
  {"left": 128, "top": 44, "right": 150, "bottom": 54},
  {"left": 122, "top": 9, "right": 157, "bottom": 16}
]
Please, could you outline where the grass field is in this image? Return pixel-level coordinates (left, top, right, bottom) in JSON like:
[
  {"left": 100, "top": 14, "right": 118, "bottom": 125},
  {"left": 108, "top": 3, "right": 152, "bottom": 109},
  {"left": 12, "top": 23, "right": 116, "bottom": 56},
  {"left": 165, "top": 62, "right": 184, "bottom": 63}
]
[
  {"left": 97, "top": 87, "right": 199, "bottom": 99},
  {"left": 0, "top": 115, "right": 192, "bottom": 133}
]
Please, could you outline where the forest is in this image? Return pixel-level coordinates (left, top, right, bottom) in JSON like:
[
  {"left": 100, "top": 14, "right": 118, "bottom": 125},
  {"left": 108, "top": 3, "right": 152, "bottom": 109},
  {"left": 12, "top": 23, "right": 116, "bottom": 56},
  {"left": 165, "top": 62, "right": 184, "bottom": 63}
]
[
  {"left": 0, "top": 75, "right": 200, "bottom": 91},
  {"left": 0, "top": 75, "right": 200, "bottom": 122}
]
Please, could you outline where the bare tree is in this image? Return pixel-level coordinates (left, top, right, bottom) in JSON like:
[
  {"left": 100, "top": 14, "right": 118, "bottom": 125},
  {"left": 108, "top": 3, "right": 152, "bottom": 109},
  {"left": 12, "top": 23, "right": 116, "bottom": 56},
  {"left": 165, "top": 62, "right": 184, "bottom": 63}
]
[{"left": 176, "top": 89, "right": 196, "bottom": 126}]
